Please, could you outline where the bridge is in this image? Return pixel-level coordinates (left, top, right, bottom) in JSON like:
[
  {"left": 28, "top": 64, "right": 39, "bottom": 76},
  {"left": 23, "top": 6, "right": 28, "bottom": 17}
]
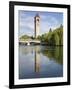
[{"left": 19, "top": 40, "right": 41, "bottom": 45}]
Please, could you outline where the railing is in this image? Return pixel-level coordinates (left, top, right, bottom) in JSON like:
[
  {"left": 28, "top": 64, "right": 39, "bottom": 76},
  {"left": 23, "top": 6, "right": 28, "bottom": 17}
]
[
  {"left": 19, "top": 40, "right": 41, "bottom": 45},
  {"left": 19, "top": 40, "right": 40, "bottom": 43}
]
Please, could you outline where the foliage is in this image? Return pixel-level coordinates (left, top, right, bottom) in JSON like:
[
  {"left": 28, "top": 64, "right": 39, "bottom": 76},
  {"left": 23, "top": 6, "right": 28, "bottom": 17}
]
[
  {"left": 19, "top": 35, "right": 30, "bottom": 40},
  {"left": 39, "top": 25, "right": 63, "bottom": 45}
]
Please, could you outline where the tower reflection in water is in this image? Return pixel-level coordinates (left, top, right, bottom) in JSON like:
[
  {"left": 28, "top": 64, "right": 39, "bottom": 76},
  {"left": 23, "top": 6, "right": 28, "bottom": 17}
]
[
  {"left": 34, "top": 46, "right": 40, "bottom": 73},
  {"left": 20, "top": 45, "right": 41, "bottom": 73}
]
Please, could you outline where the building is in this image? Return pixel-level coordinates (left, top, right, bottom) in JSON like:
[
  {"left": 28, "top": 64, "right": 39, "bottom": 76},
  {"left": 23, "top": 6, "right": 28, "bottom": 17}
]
[{"left": 34, "top": 14, "right": 40, "bottom": 38}]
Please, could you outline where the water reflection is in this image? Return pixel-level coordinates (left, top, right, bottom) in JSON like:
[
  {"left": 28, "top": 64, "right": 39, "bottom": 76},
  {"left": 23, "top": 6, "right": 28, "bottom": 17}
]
[
  {"left": 34, "top": 46, "right": 40, "bottom": 72},
  {"left": 41, "top": 46, "right": 63, "bottom": 64},
  {"left": 19, "top": 45, "right": 63, "bottom": 79}
]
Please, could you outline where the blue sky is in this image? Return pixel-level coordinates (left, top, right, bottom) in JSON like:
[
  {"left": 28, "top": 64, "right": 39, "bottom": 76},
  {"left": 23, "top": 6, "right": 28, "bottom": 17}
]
[{"left": 18, "top": 10, "right": 63, "bottom": 37}]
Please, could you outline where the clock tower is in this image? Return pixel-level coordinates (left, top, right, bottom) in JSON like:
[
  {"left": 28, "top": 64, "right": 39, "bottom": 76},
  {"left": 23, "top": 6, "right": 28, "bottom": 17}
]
[{"left": 34, "top": 14, "right": 40, "bottom": 38}]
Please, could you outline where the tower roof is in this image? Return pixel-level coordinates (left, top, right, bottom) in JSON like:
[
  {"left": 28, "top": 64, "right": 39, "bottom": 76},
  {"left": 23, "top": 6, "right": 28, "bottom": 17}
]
[{"left": 35, "top": 13, "right": 40, "bottom": 18}]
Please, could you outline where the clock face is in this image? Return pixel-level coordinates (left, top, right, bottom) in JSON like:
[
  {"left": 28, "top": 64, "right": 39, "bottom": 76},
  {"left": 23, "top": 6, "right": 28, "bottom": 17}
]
[{"left": 37, "top": 19, "right": 39, "bottom": 22}]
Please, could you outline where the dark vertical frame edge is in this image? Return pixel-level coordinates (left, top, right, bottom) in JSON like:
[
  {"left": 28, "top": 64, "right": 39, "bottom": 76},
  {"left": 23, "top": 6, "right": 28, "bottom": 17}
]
[
  {"left": 67, "top": 5, "right": 70, "bottom": 85},
  {"left": 9, "top": 1, "right": 14, "bottom": 89},
  {"left": 9, "top": 1, "right": 70, "bottom": 89}
]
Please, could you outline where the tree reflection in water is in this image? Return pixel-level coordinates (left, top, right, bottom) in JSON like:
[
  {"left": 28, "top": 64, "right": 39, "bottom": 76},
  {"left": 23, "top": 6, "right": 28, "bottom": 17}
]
[
  {"left": 41, "top": 46, "right": 63, "bottom": 65},
  {"left": 34, "top": 46, "right": 63, "bottom": 73}
]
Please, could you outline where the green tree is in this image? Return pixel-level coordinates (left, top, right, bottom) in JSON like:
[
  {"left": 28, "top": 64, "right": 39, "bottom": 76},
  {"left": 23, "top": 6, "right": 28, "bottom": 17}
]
[{"left": 40, "top": 25, "right": 63, "bottom": 46}]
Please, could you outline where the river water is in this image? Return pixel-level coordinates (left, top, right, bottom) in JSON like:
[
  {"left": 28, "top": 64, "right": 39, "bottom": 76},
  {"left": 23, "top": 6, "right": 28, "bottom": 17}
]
[{"left": 19, "top": 45, "right": 63, "bottom": 79}]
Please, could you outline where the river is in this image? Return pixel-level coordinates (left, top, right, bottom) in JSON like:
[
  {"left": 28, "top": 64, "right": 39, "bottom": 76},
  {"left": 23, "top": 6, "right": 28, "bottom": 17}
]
[{"left": 19, "top": 45, "right": 63, "bottom": 79}]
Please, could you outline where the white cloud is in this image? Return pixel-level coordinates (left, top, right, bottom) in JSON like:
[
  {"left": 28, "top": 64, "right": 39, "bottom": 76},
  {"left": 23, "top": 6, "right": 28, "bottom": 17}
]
[
  {"left": 39, "top": 14, "right": 60, "bottom": 34},
  {"left": 19, "top": 14, "right": 34, "bottom": 36}
]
